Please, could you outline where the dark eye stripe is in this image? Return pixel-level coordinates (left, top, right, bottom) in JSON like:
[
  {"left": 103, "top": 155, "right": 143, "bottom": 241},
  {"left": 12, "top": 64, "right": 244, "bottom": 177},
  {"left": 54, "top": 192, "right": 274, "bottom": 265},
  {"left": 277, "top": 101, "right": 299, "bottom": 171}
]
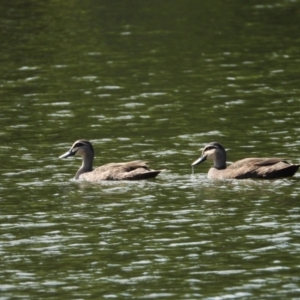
[{"left": 75, "top": 143, "right": 85, "bottom": 147}]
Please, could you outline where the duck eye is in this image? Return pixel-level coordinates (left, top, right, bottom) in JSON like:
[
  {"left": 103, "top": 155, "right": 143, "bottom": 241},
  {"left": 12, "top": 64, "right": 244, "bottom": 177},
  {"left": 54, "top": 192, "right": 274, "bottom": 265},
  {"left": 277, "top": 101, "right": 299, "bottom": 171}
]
[{"left": 75, "top": 143, "right": 84, "bottom": 147}]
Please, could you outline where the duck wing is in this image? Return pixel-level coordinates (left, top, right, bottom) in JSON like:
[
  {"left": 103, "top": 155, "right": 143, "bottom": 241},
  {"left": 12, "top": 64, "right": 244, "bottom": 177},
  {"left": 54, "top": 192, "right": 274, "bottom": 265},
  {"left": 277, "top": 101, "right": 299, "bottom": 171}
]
[{"left": 227, "top": 158, "right": 299, "bottom": 179}]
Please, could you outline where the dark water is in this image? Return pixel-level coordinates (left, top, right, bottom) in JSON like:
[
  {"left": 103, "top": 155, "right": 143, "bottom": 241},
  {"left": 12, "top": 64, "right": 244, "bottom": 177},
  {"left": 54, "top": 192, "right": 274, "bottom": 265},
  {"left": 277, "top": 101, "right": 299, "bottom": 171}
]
[{"left": 1, "top": 0, "right": 300, "bottom": 299}]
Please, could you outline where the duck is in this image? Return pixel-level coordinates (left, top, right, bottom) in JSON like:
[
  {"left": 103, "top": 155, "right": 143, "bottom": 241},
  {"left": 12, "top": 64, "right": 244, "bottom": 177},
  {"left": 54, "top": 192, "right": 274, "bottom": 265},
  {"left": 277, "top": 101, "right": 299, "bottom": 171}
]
[
  {"left": 59, "top": 139, "right": 163, "bottom": 181},
  {"left": 191, "top": 142, "right": 299, "bottom": 179}
]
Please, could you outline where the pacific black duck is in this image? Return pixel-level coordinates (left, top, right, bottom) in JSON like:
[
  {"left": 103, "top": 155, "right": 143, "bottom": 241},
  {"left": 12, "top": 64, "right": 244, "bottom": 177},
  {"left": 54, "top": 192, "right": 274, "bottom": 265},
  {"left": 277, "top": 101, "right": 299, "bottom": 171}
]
[
  {"left": 60, "top": 139, "right": 163, "bottom": 181},
  {"left": 191, "top": 142, "right": 299, "bottom": 179}
]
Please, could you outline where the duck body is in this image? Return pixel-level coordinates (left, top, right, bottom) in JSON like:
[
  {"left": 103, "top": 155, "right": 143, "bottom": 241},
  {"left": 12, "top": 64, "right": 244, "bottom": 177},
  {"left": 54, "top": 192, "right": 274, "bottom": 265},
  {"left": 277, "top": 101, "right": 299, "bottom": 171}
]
[
  {"left": 77, "top": 161, "right": 161, "bottom": 181},
  {"left": 192, "top": 142, "right": 299, "bottom": 180},
  {"left": 59, "top": 140, "right": 162, "bottom": 181}
]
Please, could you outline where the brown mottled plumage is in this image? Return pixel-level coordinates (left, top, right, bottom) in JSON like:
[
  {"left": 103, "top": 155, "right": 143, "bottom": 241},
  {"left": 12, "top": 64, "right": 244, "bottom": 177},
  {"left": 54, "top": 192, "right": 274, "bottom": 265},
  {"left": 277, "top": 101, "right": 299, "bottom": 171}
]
[
  {"left": 59, "top": 140, "right": 162, "bottom": 181},
  {"left": 191, "top": 142, "right": 299, "bottom": 179}
]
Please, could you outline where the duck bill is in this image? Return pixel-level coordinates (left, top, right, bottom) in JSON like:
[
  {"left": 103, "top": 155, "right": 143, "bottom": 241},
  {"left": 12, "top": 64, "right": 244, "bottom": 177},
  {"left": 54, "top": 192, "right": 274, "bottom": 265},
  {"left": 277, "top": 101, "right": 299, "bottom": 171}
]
[
  {"left": 59, "top": 149, "right": 75, "bottom": 159},
  {"left": 191, "top": 155, "right": 207, "bottom": 167}
]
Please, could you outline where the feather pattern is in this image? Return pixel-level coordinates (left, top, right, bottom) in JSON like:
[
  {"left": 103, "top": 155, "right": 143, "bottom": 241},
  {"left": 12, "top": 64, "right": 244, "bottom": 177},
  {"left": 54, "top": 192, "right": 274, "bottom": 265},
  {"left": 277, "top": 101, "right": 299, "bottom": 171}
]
[
  {"left": 192, "top": 142, "right": 299, "bottom": 179},
  {"left": 59, "top": 140, "right": 163, "bottom": 181}
]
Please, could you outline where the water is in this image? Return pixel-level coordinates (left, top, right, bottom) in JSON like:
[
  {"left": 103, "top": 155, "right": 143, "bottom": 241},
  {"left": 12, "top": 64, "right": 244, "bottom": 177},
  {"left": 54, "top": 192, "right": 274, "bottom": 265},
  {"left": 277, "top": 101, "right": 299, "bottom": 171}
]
[{"left": 1, "top": 0, "right": 300, "bottom": 299}]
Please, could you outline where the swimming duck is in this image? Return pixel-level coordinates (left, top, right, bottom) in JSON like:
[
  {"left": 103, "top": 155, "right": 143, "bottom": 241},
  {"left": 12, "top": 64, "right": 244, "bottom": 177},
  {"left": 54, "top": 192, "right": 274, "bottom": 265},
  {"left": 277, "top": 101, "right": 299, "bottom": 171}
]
[
  {"left": 191, "top": 142, "right": 299, "bottom": 179},
  {"left": 59, "top": 139, "right": 163, "bottom": 181}
]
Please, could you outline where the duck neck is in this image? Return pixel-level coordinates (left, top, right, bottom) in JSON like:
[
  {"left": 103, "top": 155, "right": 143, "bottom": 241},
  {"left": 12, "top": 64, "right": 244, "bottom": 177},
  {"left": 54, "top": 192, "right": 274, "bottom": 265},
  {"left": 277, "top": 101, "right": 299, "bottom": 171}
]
[
  {"left": 75, "top": 153, "right": 93, "bottom": 179},
  {"left": 214, "top": 151, "right": 227, "bottom": 170}
]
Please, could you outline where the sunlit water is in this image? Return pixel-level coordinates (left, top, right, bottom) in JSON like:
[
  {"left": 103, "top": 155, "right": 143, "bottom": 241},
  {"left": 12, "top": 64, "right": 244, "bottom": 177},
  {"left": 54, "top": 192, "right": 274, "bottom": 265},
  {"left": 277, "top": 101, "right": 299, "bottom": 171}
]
[{"left": 1, "top": 1, "right": 300, "bottom": 299}]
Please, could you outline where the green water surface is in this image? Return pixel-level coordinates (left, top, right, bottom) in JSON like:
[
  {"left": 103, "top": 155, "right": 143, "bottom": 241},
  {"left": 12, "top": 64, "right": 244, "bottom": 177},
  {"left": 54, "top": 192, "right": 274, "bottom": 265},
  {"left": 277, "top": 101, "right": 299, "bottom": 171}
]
[{"left": 1, "top": 0, "right": 300, "bottom": 299}]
